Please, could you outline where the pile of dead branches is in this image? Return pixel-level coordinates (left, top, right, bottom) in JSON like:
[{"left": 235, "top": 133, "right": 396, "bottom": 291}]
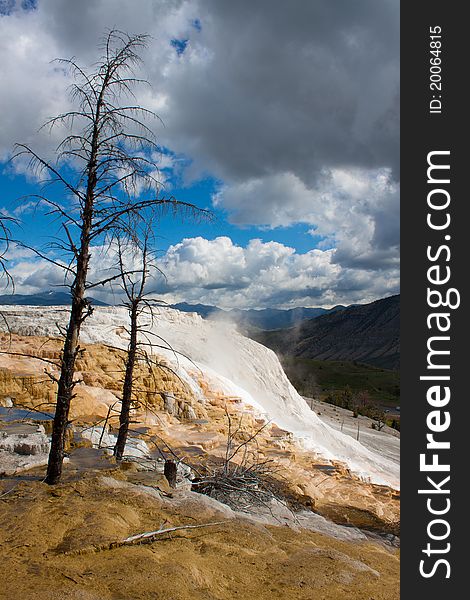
[
  {"left": 192, "top": 409, "right": 282, "bottom": 512},
  {"left": 192, "top": 459, "right": 280, "bottom": 512}
]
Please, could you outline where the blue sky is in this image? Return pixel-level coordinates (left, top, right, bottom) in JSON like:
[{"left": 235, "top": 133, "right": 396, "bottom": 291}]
[
  {"left": 1, "top": 161, "right": 326, "bottom": 256},
  {"left": 0, "top": 0, "right": 399, "bottom": 309}
]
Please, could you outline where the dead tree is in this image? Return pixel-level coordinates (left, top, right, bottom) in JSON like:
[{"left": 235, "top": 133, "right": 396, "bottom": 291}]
[
  {"left": 112, "top": 225, "right": 196, "bottom": 461},
  {"left": 113, "top": 225, "right": 160, "bottom": 460},
  {"left": 371, "top": 408, "right": 387, "bottom": 431},
  {"left": 13, "top": 30, "right": 207, "bottom": 484},
  {"left": 0, "top": 214, "right": 17, "bottom": 338},
  {"left": 110, "top": 216, "right": 209, "bottom": 461}
]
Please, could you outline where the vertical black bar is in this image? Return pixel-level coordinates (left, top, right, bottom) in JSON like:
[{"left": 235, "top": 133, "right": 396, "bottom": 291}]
[{"left": 402, "top": 2, "right": 466, "bottom": 597}]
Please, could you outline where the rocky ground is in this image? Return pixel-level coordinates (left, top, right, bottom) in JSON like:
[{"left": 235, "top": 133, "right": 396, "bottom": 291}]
[
  {"left": 0, "top": 470, "right": 399, "bottom": 600},
  {"left": 0, "top": 332, "right": 400, "bottom": 598}
]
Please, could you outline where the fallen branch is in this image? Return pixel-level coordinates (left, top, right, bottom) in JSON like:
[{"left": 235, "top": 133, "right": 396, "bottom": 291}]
[
  {"left": 123, "top": 521, "right": 225, "bottom": 544},
  {"left": 60, "top": 521, "right": 225, "bottom": 556}
]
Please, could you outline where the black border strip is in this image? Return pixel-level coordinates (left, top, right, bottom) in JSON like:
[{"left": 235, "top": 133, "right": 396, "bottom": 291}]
[{"left": 401, "top": 3, "right": 466, "bottom": 595}]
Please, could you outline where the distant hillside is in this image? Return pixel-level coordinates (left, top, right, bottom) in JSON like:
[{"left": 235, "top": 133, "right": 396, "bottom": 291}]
[
  {"left": 256, "top": 295, "right": 400, "bottom": 370},
  {"left": 229, "top": 306, "right": 345, "bottom": 330},
  {"left": 170, "top": 302, "right": 222, "bottom": 319},
  {"left": 0, "top": 294, "right": 343, "bottom": 330},
  {"left": 170, "top": 302, "right": 345, "bottom": 331},
  {"left": 0, "top": 291, "right": 108, "bottom": 306}
]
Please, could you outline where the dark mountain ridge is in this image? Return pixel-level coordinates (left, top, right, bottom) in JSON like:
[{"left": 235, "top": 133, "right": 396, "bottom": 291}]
[
  {"left": 256, "top": 295, "right": 400, "bottom": 370},
  {"left": 170, "top": 302, "right": 346, "bottom": 330},
  {"left": 0, "top": 291, "right": 108, "bottom": 306}
]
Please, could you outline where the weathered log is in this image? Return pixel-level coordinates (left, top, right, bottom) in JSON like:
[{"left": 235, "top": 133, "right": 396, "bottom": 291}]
[{"left": 164, "top": 459, "right": 177, "bottom": 488}]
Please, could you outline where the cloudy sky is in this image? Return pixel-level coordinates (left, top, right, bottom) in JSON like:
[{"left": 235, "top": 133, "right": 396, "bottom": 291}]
[{"left": 0, "top": 0, "right": 399, "bottom": 309}]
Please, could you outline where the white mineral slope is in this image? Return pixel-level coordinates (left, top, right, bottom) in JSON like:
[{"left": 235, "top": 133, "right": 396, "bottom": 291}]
[{"left": 1, "top": 305, "right": 399, "bottom": 489}]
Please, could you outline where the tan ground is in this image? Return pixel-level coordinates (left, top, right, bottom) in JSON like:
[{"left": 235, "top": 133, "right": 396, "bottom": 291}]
[
  {"left": 0, "top": 471, "right": 399, "bottom": 600},
  {"left": 0, "top": 333, "right": 400, "bottom": 598}
]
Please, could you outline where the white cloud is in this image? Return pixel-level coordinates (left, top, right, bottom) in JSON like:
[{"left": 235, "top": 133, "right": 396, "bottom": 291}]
[
  {"left": 155, "top": 236, "right": 398, "bottom": 308},
  {"left": 4, "top": 236, "right": 399, "bottom": 309},
  {"left": 0, "top": 0, "right": 196, "bottom": 163},
  {"left": 0, "top": 1, "right": 398, "bottom": 183},
  {"left": 0, "top": 1, "right": 399, "bottom": 304},
  {"left": 214, "top": 168, "right": 399, "bottom": 270}
]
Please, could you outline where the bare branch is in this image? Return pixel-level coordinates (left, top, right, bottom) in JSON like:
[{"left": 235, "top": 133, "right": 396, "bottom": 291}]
[
  {"left": 13, "top": 242, "right": 76, "bottom": 275},
  {"left": 122, "top": 522, "right": 225, "bottom": 545},
  {"left": 12, "top": 144, "right": 85, "bottom": 201},
  {"left": 10, "top": 29, "right": 211, "bottom": 484}
]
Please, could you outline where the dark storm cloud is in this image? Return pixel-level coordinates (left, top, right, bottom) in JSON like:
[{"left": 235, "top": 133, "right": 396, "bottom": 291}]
[
  {"left": 0, "top": 0, "right": 400, "bottom": 306},
  {"left": 164, "top": 0, "right": 399, "bottom": 183},
  {"left": 155, "top": 0, "right": 399, "bottom": 273}
]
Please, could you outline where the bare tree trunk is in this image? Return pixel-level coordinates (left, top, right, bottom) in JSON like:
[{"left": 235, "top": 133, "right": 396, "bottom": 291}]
[
  {"left": 45, "top": 246, "right": 91, "bottom": 483},
  {"left": 114, "top": 301, "right": 138, "bottom": 461},
  {"left": 164, "top": 460, "right": 177, "bottom": 488},
  {"left": 45, "top": 303, "right": 83, "bottom": 483},
  {"left": 12, "top": 31, "right": 207, "bottom": 484},
  {"left": 45, "top": 146, "right": 96, "bottom": 483}
]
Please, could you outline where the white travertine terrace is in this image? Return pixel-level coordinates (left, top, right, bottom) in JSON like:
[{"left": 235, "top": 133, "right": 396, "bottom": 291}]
[{"left": 1, "top": 305, "right": 399, "bottom": 489}]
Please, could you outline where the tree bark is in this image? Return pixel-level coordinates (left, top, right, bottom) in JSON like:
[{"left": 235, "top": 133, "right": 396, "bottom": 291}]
[
  {"left": 44, "top": 233, "right": 92, "bottom": 483},
  {"left": 45, "top": 295, "right": 86, "bottom": 483},
  {"left": 164, "top": 460, "right": 177, "bottom": 488},
  {"left": 114, "top": 301, "right": 138, "bottom": 461},
  {"left": 45, "top": 114, "right": 99, "bottom": 484}
]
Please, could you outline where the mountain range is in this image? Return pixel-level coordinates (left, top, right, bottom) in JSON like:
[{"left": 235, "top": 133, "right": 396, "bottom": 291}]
[
  {"left": 0, "top": 291, "right": 108, "bottom": 306},
  {"left": 255, "top": 295, "right": 400, "bottom": 370},
  {"left": 170, "top": 302, "right": 346, "bottom": 330},
  {"left": 0, "top": 292, "right": 400, "bottom": 369},
  {"left": 0, "top": 293, "right": 343, "bottom": 330}
]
